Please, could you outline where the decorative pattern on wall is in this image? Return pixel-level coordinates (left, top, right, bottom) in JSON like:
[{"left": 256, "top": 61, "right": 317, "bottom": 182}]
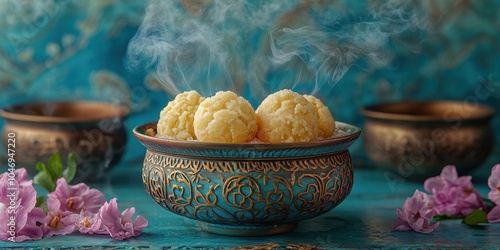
[{"left": 0, "top": 0, "right": 148, "bottom": 108}]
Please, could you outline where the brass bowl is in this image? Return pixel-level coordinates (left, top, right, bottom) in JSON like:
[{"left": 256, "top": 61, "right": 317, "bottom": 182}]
[
  {"left": 1, "top": 101, "right": 129, "bottom": 183},
  {"left": 134, "top": 121, "right": 361, "bottom": 236},
  {"left": 362, "top": 101, "right": 495, "bottom": 181}
]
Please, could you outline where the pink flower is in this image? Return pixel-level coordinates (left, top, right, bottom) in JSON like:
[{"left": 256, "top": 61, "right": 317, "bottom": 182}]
[
  {"left": 99, "top": 198, "right": 148, "bottom": 240},
  {"left": 391, "top": 190, "right": 439, "bottom": 233},
  {"left": 78, "top": 211, "right": 107, "bottom": 235},
  {"left": 412, "top": 189, "right": 435, "bottom": 210},
  {"left": 43, "top": 197, "right": 80, "bottom": 238},
  {"left": 487, "top": 164, "right": 500, "bottom": 206},
  {"left": 48, "top": 178, "right": 106, "bottom": 213},
  {"left": 424, "top": 165, "right": 485, "bottom": 216},
  {"left": 1, "top": 168, "right": 32, "bottom": 188},
  {"left": 0, "top": 169, "right": 45, "bottom": 242},
  {"left": 14, "top": 207, "right": 46, "bottom": 242},
  {"left": 487, "top": 206, "right": 500, "bottom": 223}
]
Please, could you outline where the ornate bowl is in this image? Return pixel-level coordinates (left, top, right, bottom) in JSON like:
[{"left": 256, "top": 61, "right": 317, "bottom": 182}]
[
  {"left": 362, "top": 100, "right": 494, "bottom": 181},
  {"left": 0, "top": 101, "right": 129, "bottom": 183},
  {"left": 133, "top": 122, "right": 361, "bottom": 236}
]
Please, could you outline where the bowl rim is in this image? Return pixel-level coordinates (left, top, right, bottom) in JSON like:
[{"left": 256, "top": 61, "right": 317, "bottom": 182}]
[
  {"left": 133, "top": 121, "right": 361, "bottom": 150},
  {"left": 0, "top": 101, "right": 130, "bottom": 123},
  {"left": 361, "top": 100, "right": 494, "bottom": 122}
]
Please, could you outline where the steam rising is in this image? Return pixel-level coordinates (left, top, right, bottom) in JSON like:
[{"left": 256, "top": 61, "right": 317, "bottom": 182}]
[{"left": 126, "top": 0, "right": 428, "bottom": 98}]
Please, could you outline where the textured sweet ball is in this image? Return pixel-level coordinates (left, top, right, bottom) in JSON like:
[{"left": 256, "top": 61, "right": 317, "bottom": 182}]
[
  {"left": 304, "top": 95, "right": 335, "bottom": 138},
  {"left": 157, "top": 90, "right": 205, "bottom": 140},
  {"left": 193, "top": 91, "right": 257, "bottom": 143},
  {"left": 256, "top": 89, "right": 319, "bottom": 143}
]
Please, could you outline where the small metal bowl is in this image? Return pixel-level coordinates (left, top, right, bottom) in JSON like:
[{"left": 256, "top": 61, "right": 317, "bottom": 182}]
[
  {"left": 362, "top": 100, "right": 495, "bottom": 181},
  {"left": 1, "top": 101, "right": 129, "bottom": 183},
  {"left": 134, "top": 122, "right": 361, "bottom": 236}
]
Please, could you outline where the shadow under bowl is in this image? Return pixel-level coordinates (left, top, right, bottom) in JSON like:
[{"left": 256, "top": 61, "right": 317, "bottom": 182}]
[
  {"left": 361, "top": 100, "right": 495, "bottom": 181},
  {"left": 133, "top": 121, "right": 361, "bottom": 236},
  {"left": 1, "top": 101, "right": 129, "bottom": 183}
]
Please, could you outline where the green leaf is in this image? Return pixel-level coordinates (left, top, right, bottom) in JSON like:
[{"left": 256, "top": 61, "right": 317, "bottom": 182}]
[
  {"left": 33, "top": 171, "right": 55, "bottom": 192},
  {"left": 433, "top": 215, "right": 463, "bottom": 221},
  {"left": 62, "top": 152, "right": 77, "bottom": 183},
  {"left": 35, "top": 162, "right": 53, "bottom": 184},
  {"left": 35, "top": 196, "right": 45, "bottom": 208},
  {"left": 48, "top": 152, "right": 63, "bottom": 181},
  {"left": 35, "top": 196, "right": 48, "bottom": 213},
  {"left": 463, "top": 210, "right": 488, "bottom": 225},
  {"left": 35, "top": 162, "right": 44, "bottom": 172}
]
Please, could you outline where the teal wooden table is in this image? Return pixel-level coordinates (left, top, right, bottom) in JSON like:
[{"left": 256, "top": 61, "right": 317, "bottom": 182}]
[{"left": 2, "top": 157, "right": 499, "bottom": 249}]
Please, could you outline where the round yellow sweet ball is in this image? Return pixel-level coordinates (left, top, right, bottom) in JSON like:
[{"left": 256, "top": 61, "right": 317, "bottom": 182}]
[
  {"left": 256, "top": 89, "right": 318, "bottom": 143},
  {"left": 157, "top": 90, "right": 205, "bottom": 140},
  {"left": 193, "top": 91, "right": 257, "bottom": 143},
  {"left": 304, "top": 95, "right": 335, "bottom": 138}
]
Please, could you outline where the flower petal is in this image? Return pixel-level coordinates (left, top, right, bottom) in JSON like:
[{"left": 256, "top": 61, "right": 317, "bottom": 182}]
[
  {"left": 15, "top": 223, "right": 43, "bottom": 242},
  {"left": 19, "top": 185, "right": 38, "bottom": 215},
  {"left": 44, "top": 213, "right": 79, "bottom": 238},
  {"left": 82, "top": 189, "right": 106, "bottom": 213},
  {"left": 132, "top": 216, "right": 148, "bottom": 235},
  {"left": 48, "top": 178, "right": 71, "bottom": 200},
  {"left": 14, "top": 168, "right": 32, "bottom": 187},
  {"left": 423, "top": 176, "right": 444, "bottom": 193},
  {"left": 121, "top": 207, "right": 136, "bottom": 223},
  {"left": 487, "top": 206, "right": 500, "bottom": 223},
  {"left": 420, "top": 221, "right": 439, "bottom": 234},
  {"left": 440, "top": 165, "right": 458, "bottom": 183},
  {"left": 488, "top": 190, "right": 500, "bottom": 206},
  {"left": 100, "top": 198, "right": 122, "bottom": 223},
  {"left": 49, "top": 178, "right": 107, "bottom": 214},
  {"left": 91, "top": 218, "right": 108, "bottom": 235},
  {"left": 390, "top": 218, "right": 411, "bottom": 231},
  {"left": 47, "top": 197, "right": 62, "bottom": 212},
  {"left": 401, "top": 197, "right": 424, "bottom": 215},
  {"left": 487, "top": 164, "right": 500, "bottom": 205},
  {"left": 98, "top": 198, "right": 148, "bottom": 240},
  {"left": 27, "top": 207, "right": 46, "bottom": 224},
  {"left": 410, "top": 217, "right": 425, "bottom": 232}
]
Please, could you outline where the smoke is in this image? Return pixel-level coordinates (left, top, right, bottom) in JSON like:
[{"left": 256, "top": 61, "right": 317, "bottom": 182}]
[{"left": 126, "top": 0, "right": 429, "bottom": 98}]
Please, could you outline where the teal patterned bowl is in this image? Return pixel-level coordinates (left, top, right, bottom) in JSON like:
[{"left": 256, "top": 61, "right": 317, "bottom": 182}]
[{"left": 133, "top": 121, "right": 361, "bottom": 236}]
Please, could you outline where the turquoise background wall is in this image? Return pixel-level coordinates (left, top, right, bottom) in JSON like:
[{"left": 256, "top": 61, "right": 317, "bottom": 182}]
[{"left": 0, "top": 0, "right": 499, "bottom": 180}]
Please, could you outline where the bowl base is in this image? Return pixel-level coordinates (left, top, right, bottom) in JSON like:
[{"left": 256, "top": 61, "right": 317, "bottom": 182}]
[{"left": 198, "top": 222, "right": 297, "bottom": 236}]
